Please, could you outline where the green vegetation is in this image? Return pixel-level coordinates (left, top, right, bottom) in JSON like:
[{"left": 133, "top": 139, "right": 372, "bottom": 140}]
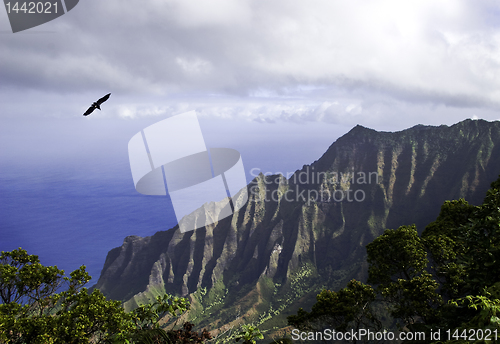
[
  {"left": 5, "top": 120, "right": 500, "bottom": 342},
  {"left": 0, "top": 249, "right": 271, "bottom": 343},
  {"left": 235, "top": 324, "right": 264, "bottom": 344},
  {"left": 288, "top": 175, "right": 500, "bottom": 343},
  {"left": 91, "top": 119, "right": 500, "bottom": 340},
  {"left": 288, "top": 279, "right": 381, "bottom": 333},
  {"left": 0, "top": 248, "right": 208, "bottom": 343}
]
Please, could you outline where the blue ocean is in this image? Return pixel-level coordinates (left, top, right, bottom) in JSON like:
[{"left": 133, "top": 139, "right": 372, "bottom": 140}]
[
  {"left": 0, "top": 118, "right": 343, "bottom": 288},
  {"left": 0, "top": 153, "right": 311, "bottom": 286},
  {"left": 0, "top": 162, "right": 179, "bottom": 284}
]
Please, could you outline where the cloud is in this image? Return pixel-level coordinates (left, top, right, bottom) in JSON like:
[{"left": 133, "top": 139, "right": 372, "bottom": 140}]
[{"left": 2, "top": 0, "right": 500, "bottom": 127}]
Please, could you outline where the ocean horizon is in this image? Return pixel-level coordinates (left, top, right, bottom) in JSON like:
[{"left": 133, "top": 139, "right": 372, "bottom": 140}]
[
  {"left": 0, "top": 155, "right": 313, "bottom": 287},
  {"left": 0, "top": 162, "right": 180, "bottom": 285},
  {"left": 0, "top": 117, "right": 341, "bottom": 289}
]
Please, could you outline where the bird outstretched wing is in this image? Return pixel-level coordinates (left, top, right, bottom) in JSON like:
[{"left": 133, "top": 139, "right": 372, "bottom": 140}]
[
  {"left": 96, "top": 93, "right": 111, "bottom": 106},
  {"left": 83, "top": 106, "right": 96, "bottom": 116},
  {"left": 82, "top": 93, "right": 111, "bottom": 116}
]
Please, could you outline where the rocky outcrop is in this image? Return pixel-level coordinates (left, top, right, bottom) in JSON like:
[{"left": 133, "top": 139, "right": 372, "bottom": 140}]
[{"left": 95, "top": 119, "right": 500, "bottom": 330}]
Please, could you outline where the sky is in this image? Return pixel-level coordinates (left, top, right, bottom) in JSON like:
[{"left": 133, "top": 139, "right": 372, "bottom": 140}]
[
  {"left": 3, "top": 1, "right": 500, "bottom": 126},
  {"left": 2, "top": 0, "right": 500, "bottom": 278},
  {"left": 2, "top": 1, "right": 500, "bottom": 170}
]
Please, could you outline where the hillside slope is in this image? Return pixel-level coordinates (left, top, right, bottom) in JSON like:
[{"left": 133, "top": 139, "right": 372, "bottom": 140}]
[{"left": 94, "top": 119, "right": 500, "bottom": 336}]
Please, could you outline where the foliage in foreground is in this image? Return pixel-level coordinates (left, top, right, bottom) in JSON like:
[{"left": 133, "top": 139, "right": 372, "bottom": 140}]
[
  {"left": 0, "top": 248, "right": 269, "bottom": 343},
  {"left": 235, "top": 324, "right": 264, "bottom": 344},
  {"left": 0, "top": 248, "right": 209, "bottom": 343},
  {"left": 288, "top": 175, "right": 500, "bottom": 343}
]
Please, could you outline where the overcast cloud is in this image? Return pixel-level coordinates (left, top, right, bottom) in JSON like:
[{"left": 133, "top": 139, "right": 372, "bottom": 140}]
[
  {"left": 1, "top": 0, "right": 500, "bottom": 129},
  {"left": 3, "top": 0, "right": 500, "bottom": 284}
]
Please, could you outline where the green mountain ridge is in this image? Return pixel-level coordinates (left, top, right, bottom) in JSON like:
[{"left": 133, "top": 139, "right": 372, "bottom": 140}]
[{"left": 94, "top": 118, "right": 500, "bottom": 338}]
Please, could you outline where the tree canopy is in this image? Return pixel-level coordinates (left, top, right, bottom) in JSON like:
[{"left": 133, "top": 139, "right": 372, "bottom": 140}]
[
  {"left": 0, "top": 248, "right": 205, "bottom": 344},
  {"left": 289, "top": 175, "right": 500, "bottom": 343}
]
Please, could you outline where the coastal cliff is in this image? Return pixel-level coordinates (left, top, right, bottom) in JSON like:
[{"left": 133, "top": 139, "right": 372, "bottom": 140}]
[{"left": 95, "top": 119, "right": 500, "bottom": 333}]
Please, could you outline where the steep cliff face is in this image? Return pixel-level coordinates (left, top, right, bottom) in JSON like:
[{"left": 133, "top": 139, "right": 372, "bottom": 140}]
[{"left": 95, "top": 119, "right": 500, "bottom": 331}]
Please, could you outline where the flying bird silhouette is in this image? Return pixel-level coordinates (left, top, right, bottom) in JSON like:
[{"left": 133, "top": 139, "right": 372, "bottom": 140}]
[{"left": 83, "top": 93, "right": 111, "bottom": 116}]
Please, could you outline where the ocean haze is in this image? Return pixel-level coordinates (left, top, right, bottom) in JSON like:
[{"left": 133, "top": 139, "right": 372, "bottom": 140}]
[
  {"left": 0, "top": 162, "right": 178, "bottom": 283},
  {"left": 0, "top": 115, "right": 345, "bottom": 282}
]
